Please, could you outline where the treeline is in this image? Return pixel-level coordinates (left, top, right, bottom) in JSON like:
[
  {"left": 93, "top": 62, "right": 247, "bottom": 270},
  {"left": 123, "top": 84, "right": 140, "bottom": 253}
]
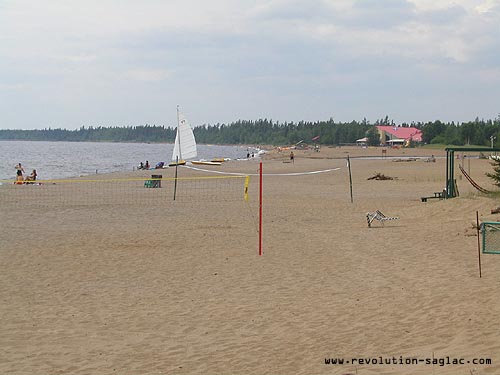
[
  {"left": 421, "top": 118, "right": 500, "bottom": 147},
  {"left": 194, "top": 118, "right": 370, "bottom": 145},
  {"left": 1, "top": 117, "right": 500, "bottom": 146},
  {"left": 0, "top": 125, "right": 176, "bottom": 143}
]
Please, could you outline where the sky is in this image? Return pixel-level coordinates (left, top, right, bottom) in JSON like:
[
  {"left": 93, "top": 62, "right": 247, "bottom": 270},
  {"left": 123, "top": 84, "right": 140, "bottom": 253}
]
[{"left": 1, "top": 0, "right": 500, "bottom": 130}]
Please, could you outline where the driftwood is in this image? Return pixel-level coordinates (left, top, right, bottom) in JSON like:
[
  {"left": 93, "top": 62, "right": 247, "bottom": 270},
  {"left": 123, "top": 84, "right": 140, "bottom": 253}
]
[{"left": 367, "top": 172, "right": 394, "bottom": 181}]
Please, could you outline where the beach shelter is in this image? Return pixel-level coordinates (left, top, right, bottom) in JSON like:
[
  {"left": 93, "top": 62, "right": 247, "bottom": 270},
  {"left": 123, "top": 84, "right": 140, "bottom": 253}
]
[
  {"left": 387, "top": 139, "right": 406, "bottom": 146},
  {"left": 356, "top": 137, "right": 368, "bottom": 146}
]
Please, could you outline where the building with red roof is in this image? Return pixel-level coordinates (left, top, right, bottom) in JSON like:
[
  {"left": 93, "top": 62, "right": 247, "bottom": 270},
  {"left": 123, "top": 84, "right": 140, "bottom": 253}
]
[{"left": 376, "top": 126, "right": 423, "bottom": 146}]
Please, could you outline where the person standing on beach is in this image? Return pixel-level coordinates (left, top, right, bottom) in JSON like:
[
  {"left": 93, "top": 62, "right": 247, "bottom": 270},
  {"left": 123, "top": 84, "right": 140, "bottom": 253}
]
[
  {"left": 14, "top": 163, "right": 25, "bottom": 184},
  {"left": 290, "top": 151, "right": 294, "bottom": 164},
  {"left": 15, "top": 163, "right": 24, "bottom": 176},
  {"left": 15, "top": 163, "right": 24, "bottom": 174}
]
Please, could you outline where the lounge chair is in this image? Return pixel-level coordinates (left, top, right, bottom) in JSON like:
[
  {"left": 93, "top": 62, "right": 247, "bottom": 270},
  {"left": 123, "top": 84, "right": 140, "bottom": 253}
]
[{"left": 366, "top": 210, "right": 399, "bottom": 227}]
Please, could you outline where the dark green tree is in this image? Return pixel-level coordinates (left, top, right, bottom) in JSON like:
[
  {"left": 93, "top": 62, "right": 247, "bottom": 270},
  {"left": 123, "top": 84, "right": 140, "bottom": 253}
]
[
  {"left": 486, "top": 158, "right": 500, "bottom": 187},
  {"left": 366, "top": 126, "right": 380, "bottom": 146},
  {"left": 422, "top": 120, "right": 446, "bottom": 143}
]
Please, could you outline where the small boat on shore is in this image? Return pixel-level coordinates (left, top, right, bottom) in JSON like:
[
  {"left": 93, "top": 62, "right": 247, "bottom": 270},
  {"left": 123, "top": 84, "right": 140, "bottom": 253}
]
[
  {"left": 191, "top": 160, "right": 222, "bottom": 166},
  {"left": 168, "top": 159, "right": 186, "bottom": 167}
]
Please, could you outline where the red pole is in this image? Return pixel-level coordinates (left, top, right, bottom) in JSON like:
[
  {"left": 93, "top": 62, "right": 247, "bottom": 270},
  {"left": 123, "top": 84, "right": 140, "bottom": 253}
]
[
  {"left": 259, "top": 161, "right": 263, "bottom": 256},
  {"left": 477, "top": 211, "right": 482, "bottom": 278}
]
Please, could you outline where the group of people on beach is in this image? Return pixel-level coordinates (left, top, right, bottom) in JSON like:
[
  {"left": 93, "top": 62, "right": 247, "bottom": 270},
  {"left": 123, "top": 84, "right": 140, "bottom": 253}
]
[
  {"left": 138, "top": 160, "right": 166, "bottom": 170},
  {"left": 138, "top": 161, "right": 150, "bottom": 170},
  {"left": 14, "top": 163, "right": 37, "bottom": 184}
]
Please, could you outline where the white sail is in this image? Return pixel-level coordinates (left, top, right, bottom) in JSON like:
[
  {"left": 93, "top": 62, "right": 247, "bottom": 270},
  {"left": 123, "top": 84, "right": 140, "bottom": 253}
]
[{"left": 172, "top": 108, "right": 197, "bottom": 161}]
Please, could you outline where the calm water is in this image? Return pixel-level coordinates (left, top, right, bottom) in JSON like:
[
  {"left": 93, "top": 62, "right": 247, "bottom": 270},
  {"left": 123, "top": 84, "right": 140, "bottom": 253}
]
[{"left": 0, "top": 141, "right": 251, "bottom": 180}]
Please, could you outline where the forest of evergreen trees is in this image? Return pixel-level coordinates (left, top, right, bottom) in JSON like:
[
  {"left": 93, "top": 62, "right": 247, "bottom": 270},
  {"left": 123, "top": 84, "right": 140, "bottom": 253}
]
[{"left": 1, "top": 116, "right": 500, "bottom": 147}]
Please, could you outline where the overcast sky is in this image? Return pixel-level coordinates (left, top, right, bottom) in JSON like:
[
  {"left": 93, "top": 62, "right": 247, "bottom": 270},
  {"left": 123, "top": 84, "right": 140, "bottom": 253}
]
[{"left": 1, "top": 0, "right": 500, "bottom": 129}]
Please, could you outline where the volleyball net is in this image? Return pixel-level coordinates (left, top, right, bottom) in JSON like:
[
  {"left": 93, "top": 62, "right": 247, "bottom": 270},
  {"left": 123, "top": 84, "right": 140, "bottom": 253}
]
[{"left": 0, "top": 175, "right": 250, "bottom": 209}]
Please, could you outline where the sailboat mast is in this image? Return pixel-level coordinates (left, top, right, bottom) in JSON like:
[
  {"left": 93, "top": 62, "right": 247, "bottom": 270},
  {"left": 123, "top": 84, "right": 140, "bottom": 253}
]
[{"left": 176, "top": 105, "right": 182, "bottom": 160}]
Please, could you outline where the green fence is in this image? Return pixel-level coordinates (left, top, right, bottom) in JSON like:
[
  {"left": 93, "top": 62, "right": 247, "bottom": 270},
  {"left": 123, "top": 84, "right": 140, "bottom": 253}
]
[{"left": 481, "top": 221, "right": 500, "bottom": 254}]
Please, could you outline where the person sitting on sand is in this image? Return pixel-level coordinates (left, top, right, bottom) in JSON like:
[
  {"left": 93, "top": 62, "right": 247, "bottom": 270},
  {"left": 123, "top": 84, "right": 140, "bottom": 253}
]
[
  {"left": 25, "top": 169, "right": 37, "bottom": 182},
  {"left": 139, "top": 161, "right": 144, "bottom": 170},
  {"left": 145, "top": 160, "right": 150, "bottom": 169}
]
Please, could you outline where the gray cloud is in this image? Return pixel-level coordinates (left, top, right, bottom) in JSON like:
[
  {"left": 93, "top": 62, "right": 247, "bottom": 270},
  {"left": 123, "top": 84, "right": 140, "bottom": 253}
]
[
  {"left": 346, "top": 0, "right": 417, "bottom": 28},
  {"left": 1, "top": 0, "right": 500, "bottom": 129},
  {"left": 250, "top": 0, "right": 336, "bottom": 22},
  {"left": 417, "top": 4, "right": 467, "bottom": 24}
]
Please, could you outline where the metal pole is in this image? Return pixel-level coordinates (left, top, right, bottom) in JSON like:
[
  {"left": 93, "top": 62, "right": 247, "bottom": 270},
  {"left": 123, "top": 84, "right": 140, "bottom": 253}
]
[
  {"left": 173, "top": 156, "right": 178, "bottom": 201},
  {"left": 347, "top": 155, "right": 353, "bottom": 203},
  {"left": 259, "top": 161, "right": 263, "bottom": 256},
  {"left": 476, "top": 211, "right": 482, "bottom": 278},
  {"left": 446, "top": 150, "right": 455, "bottom": 198},
  {"left": 176, "top": 105, "right": 182, "bottom": 159},
  {"left": 450, "top": 151, "right": 455, "bottom": 197},
  {"left": 445, "top": 150, "right": 450, "bottom": 197}
]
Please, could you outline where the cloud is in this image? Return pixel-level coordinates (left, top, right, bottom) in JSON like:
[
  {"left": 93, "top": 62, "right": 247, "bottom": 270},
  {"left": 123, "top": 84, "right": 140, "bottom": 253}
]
[
  {"left": 342, "top": 0, "right": 417, "bottom": 28},
  {"left": 1, "top": 0, "right": 500, "bottom": 129},
  {"left": 476, "top": 0, "right": 500, "bottom": 14},
  {"left": 64, "top": 54, "right": 98, "bottom": 63},
  {"left": 250, "top": 0, "right": 336, "bottom": 22},
  {"left": 0, "top": 83, "right": 25, "bottom": 90},
  {"left": 125, "top": 69, "right": 172, "bottom": 82},
  {"left": 417, "top": 4, "right": 468, "bottom": 24}
]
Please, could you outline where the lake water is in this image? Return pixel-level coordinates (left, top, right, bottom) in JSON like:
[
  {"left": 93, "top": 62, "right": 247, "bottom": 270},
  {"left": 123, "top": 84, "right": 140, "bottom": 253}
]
[{"left": 0, "top": 141, "right": 252, "bottom": 180}]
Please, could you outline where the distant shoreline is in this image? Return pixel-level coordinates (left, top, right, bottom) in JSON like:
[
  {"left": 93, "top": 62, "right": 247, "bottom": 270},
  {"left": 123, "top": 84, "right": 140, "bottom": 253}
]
[{"left": 0, "top": 139, "right": 259, "bottom": 148}]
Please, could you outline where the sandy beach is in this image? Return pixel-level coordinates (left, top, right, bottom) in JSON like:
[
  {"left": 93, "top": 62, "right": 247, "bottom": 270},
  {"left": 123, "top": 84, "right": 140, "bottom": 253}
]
[{"left": 2, "top": 145, "right": 500, "bottom": 375}]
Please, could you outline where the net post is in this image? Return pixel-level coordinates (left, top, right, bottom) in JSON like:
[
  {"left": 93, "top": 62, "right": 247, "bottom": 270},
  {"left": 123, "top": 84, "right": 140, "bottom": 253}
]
[
  {"left": 347, "top": 155, "right": 353, "bottom": 203},
  {"left": 477, "top": 211, "right": 482, "bottom": 278},
  {"left": 259, "top": 161, "right": 263, "bottom": 256},
  {"left": 173, "top": 157, "right": 179, "bottom": 201}
]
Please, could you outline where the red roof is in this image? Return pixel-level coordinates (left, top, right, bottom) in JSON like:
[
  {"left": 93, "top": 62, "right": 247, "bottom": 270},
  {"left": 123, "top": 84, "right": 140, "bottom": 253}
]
[{"left": 376, "top": 126, "right": 422, "bottom": 142}]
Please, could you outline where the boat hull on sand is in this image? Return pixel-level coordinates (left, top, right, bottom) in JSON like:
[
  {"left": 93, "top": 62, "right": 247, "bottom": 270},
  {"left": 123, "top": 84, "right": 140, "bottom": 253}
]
[
  {"left": 191, "top": 160, "right": 222, "bottom": 166},
  {"left": 168, "top": 160, "right": 186, "bottom": 167}
]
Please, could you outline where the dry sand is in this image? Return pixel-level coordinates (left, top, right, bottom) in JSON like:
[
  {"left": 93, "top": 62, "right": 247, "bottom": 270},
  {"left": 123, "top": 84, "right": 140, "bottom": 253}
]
[{"left": 2, "top": 146, "right": 500, "bottom": 375}]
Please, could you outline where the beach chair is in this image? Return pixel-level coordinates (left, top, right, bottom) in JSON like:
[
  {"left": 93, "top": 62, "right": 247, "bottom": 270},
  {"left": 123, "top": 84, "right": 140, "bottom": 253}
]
[{"left": 366, "top": 210, "right": 399, "bottom": 227}]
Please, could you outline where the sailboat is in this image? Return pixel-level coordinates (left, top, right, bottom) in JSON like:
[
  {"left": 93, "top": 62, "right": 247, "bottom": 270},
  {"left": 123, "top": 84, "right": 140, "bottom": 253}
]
[{"left": 169, "top": 106, "right": 197, "bottom": 166}]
